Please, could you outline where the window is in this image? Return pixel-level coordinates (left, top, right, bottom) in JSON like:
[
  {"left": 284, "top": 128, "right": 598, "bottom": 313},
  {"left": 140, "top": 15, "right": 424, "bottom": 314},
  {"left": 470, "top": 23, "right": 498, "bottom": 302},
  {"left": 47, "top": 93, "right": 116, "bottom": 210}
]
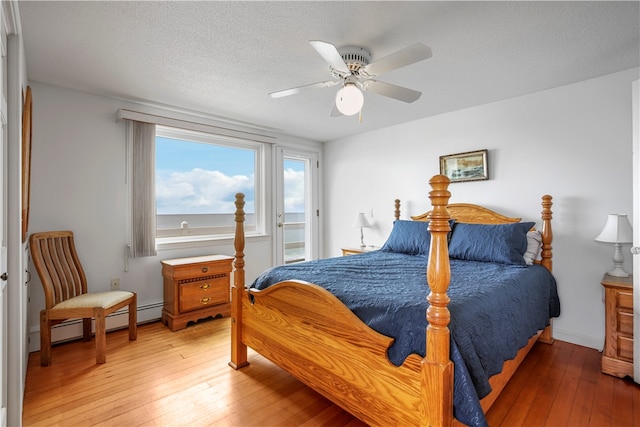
[
  {"left": 282, "top": 158, "right": 308, "bottom": 263},
  {"left": 155, "top": 125, "right": 262, "bottom": 242}
]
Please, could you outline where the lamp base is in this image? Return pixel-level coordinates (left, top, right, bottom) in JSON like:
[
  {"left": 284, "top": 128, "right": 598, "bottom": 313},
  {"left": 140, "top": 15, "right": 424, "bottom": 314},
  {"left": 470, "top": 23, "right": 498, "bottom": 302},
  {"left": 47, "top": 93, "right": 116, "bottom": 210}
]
[
  {"left": 607, "top": 266, "right": 630, "bottom": 278},
  {"left": 607, "top": 243, "right": 630, "bottom": 277}
]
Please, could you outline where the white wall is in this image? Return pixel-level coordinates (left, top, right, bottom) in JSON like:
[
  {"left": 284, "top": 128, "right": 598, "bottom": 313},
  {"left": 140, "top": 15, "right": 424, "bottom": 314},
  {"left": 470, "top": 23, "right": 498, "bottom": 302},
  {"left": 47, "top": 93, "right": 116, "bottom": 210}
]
[
  {"left": 324, "top": 68, "right": 640, "bottom": 350},
  {"left": 27, "top": 67, "right": 640, "bottom": 352},
  {"left": 26, "top": 82, "right": 321, "bottom": 349}
]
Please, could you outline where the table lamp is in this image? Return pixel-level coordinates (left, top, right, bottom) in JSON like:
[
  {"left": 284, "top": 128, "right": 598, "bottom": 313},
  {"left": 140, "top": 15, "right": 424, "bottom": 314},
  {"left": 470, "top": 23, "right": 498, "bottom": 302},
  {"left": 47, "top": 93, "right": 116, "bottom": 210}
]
[
  {"left": 595, "top": 213, "right": 633, "bottom": 277},
  {"left": 354, "top": 213, "right": 371, "bottom": 248}
]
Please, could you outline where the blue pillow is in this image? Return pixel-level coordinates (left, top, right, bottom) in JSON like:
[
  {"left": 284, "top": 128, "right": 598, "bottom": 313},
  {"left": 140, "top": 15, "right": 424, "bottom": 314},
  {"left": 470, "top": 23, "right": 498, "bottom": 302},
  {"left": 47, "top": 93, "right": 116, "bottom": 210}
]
[
  {"left": 381, "top": 220, "right": 431, "bottom": 255},
  {"left": 448, "top": 222, "right": 535, "bottom": 265},
  {"left": 381, "top": 220, "right": 454, "bottom": 255}
]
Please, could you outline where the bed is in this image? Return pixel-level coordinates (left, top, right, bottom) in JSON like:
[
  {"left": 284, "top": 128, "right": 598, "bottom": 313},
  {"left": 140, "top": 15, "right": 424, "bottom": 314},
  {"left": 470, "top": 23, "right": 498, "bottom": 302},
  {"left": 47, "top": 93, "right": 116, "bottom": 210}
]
[{"left": 228, "top": 174, "right": 559, "bottom": 427}]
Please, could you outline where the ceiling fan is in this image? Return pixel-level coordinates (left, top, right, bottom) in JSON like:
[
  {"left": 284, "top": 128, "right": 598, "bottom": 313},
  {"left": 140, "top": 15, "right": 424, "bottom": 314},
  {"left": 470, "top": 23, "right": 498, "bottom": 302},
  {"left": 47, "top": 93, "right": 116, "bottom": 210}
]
[{"left": 269, "top": 40, "right": 433, "bottom": 116}]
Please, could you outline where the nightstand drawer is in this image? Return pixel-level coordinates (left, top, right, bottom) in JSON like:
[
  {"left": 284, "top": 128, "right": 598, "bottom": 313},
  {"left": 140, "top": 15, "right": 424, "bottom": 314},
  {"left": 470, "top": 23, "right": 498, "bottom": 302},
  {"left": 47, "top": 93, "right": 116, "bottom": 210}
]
[
  {"left": 162, "top": 256, "right": 233, "bottom": 280},
  {"left": 618, "top": 336, "right": 634, "bottom": 361},
  {"left": 618, "top": 291, "right": 633, "bottom": 310},
  {"left": 618, "top": 310, "right": 634, "bottom": 336},
  {"left": 179, "top": 278, "right": 229, "bottom": 312}
]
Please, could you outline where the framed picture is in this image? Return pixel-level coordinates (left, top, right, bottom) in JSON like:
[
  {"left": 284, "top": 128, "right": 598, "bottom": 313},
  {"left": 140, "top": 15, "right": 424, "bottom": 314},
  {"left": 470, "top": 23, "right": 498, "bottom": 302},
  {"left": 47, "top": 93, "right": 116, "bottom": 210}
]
[
  {"left": 22, "top": 86, "right": 33, "bottom": 242},
  {"left": 439, "top": 149, "right": 488, "bottom": 183}
]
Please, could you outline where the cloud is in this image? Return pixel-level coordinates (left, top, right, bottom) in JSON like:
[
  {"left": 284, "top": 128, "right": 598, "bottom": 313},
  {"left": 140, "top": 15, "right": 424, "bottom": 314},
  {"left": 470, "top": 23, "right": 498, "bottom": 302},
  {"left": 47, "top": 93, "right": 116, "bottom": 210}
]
[
  {"left": 284, "top": 167, "right": 305, "bottom": 212},
  {"left": 156, "top": 167, "right": 306, "bottom": 215},
  {"left": 157, "top": 168, "right": 254, "bottom": 214}
]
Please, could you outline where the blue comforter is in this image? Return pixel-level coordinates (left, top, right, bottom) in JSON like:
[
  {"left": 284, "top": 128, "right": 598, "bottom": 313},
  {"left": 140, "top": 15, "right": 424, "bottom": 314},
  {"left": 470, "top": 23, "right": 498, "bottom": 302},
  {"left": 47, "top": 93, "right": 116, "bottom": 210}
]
[{"left": 252, "top": 250, "right": 560, "bottom": 427}]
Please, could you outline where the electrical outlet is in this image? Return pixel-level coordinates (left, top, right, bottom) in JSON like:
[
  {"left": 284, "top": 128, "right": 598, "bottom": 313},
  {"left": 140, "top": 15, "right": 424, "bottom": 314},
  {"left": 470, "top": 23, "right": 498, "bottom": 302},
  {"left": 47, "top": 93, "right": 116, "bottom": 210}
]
[{"left": 110, "top": 278, "right": 120, "bottom": 291}]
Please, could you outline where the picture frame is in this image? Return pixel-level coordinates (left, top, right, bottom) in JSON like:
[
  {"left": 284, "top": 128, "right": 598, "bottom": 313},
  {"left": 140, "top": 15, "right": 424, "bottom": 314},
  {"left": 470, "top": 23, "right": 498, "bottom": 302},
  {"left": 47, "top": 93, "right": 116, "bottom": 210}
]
[
  {"left": 22, "top": 86, "right": 32, "bottom": 242},
  {"left": 439, "top": 149, "right": 488, "bottom": 183}
]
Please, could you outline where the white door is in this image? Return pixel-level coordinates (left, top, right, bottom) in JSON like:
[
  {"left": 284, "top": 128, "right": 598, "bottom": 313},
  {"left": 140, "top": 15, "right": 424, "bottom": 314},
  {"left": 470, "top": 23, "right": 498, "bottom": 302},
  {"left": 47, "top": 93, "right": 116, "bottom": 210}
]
[
  {"left": 275, "top": 147, "right": 319, "bottom": 265},
  {"left": 632, "top": 79, "right": 639, "bottom": 383},
  {"left": 0, "top": 114, "right": 6, "bottom": 427},
  {"left": 0, "top": 13, "right": 7, "bottom": 424}
]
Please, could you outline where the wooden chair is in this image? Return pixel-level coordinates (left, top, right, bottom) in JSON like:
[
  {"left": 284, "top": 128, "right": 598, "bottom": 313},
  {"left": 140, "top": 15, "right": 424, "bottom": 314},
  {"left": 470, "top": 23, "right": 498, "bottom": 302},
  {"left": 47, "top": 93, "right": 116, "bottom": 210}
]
[{"left": 29, "top": 230, "right": 137, "bottom": 366}]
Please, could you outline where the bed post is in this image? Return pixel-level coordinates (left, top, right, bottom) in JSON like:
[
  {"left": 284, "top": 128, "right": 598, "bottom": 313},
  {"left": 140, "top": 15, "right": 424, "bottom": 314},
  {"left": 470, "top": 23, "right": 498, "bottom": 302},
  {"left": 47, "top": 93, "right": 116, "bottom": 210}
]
[
  {"left": 540, "top": 195, "right": 553, "bottom": 272},
  {"left": 229, "top": 193, "right": 249, "bottom": 370},
  {"left": 539, "top": 194, "right": 554, "bottom": 344},
  {"left": 421, "top": 175, "right": 453, "bottom": 427},
  {"left": 394, "top": 199, "right": 401, "bottom": 221}
]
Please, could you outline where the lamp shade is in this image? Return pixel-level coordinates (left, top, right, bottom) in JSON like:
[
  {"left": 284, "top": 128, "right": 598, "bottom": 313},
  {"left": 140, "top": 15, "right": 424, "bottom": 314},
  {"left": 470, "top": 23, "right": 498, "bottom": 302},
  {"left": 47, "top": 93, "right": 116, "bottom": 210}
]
[
  {"left": 354, "top": 213, "right": 371, "bottom": 228},
  {"left": 595, "top": 214, "right": 633, "bottom": 243},
  {"left": 336, "top": 84, "right": 364, "bottom": 116}
]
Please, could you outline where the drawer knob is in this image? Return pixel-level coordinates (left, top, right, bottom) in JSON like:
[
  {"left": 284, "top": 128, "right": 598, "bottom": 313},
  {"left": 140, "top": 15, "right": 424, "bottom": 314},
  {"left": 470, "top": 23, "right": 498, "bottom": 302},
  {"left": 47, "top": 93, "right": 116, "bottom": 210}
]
[
  {"left": 200, "top": 297, "right": 211, "bottom": 304},
  {"left": 201, "top": 266, "right": 209, "bottom": 273},
  {"left": 200, "top": 283, "right": 211, "bottom": 290}
]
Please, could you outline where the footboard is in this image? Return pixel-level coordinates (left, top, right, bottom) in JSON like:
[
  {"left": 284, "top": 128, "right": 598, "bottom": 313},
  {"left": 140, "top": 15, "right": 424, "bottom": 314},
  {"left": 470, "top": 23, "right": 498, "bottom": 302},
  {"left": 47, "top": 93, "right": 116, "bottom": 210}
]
[{"left": 241, "top": 280, "right": 425, "bottom": 426}]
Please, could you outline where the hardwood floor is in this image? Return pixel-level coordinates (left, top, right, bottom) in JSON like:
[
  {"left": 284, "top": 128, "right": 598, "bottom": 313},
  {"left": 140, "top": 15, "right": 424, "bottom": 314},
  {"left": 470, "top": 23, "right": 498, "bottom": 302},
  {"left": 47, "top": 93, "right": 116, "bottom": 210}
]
[{"left": 22, "top": 318, "right": 639, "bottom": 426}]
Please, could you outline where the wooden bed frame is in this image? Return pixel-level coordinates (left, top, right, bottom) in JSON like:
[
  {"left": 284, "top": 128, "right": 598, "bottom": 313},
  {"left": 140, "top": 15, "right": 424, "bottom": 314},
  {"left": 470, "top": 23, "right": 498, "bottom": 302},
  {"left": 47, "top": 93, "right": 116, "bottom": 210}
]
[{"left": 229, "top": 174, "right": 553, "bottom": 427}]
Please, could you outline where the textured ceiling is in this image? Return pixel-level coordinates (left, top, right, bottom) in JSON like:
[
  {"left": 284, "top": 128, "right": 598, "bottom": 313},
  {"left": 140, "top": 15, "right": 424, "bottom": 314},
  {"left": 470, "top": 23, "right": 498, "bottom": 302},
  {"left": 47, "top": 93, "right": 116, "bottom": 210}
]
[{"left": 18, "top": 1, "right": 640, "bottom": 142}]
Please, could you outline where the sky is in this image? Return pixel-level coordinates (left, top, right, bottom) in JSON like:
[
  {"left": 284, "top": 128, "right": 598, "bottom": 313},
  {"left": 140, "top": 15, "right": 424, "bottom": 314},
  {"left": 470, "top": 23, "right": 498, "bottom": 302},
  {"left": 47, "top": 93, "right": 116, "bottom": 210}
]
[{"left": 155, "top": 137, "right": 305, "bottom": 215}]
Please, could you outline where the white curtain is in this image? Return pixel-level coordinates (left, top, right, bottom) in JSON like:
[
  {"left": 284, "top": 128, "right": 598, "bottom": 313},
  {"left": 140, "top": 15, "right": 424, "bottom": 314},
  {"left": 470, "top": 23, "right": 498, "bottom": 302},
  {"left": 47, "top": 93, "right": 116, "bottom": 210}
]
[{"left": 129, "top": 121, "right": 157, "bottom": 258}]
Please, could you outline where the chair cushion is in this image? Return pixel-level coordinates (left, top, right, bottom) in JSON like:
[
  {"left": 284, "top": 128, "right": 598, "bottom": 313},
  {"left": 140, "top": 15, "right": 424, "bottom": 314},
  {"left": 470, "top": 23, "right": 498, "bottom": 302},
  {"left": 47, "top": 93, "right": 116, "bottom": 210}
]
[{"left": 52, "top": 291, "right": 134, "bottom": 310}]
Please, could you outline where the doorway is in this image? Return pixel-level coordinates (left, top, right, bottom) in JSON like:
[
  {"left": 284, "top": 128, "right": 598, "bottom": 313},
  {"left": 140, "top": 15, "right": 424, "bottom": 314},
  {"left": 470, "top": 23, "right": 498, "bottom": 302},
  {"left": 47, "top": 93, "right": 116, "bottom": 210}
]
[{"left": 275, "top": 147, "right": 319, "bottom": 265}]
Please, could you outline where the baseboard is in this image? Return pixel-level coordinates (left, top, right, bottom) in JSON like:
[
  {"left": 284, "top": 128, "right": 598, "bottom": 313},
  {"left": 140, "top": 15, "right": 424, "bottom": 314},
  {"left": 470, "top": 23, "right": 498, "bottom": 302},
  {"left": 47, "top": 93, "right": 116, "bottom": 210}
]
[
  {"left": 28, "top": 301, "right": 164, "bottom": 353},
  {"left": 552, "top": 327, "right": 603, "bottom": 351}
]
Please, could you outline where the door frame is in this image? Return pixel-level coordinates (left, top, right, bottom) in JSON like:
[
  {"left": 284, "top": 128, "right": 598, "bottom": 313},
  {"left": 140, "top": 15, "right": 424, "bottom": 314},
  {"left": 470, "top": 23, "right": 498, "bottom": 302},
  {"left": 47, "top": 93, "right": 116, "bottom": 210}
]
[{"left": 632, "top": 79, "right": 639, "bottom": 383}]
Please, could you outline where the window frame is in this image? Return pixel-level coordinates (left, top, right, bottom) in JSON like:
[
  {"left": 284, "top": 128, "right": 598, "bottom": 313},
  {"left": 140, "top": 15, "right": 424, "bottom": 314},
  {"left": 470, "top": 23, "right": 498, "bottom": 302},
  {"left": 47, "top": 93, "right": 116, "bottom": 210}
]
[{"left": 154, "top": 125, "right": 266, "bottom": 250}]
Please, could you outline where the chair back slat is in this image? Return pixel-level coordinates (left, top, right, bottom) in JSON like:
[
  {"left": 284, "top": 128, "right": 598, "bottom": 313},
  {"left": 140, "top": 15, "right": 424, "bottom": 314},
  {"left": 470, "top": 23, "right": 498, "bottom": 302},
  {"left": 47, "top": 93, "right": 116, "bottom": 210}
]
[
  {"left": 30, "top": 231, "right": 88, "bottom": 308},
  {"left": 40, "top": 238, "right": 63, "bottom": 304},
  {"left": 53, "top": 236, "right": 84, "bottom": 300}
]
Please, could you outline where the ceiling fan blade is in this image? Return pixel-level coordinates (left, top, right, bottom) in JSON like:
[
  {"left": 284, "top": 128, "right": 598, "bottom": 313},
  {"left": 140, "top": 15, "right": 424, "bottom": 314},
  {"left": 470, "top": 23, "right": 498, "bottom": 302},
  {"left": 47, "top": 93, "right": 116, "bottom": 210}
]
[
  {"left": 269, "top": 80, "right": 340, "bottom": 98},
  {"left": 310, "top": 40, "right": 351, "bottom": 75},
  {"left": 362, "top": 43, "right": 432, "bottom": 77},
  {"left": 364, "top": 80, "right": 422, "bottom": 103}
]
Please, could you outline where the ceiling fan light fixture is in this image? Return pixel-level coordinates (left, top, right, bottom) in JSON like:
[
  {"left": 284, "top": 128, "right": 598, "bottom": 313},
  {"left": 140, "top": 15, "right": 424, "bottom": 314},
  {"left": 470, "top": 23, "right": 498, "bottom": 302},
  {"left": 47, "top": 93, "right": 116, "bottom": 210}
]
[{"left": 335, "top": 84, "right": 363, "bottom": 116}]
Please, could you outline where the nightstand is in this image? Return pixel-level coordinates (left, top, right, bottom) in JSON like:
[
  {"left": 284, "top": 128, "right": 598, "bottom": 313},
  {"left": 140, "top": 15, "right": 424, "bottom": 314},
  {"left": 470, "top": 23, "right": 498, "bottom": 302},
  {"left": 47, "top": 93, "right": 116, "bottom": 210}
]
[
  {"left": 341, "top": 246, "right": 379, "bottom": 256},
  {"left": 601, "top": 273, "right": 633, "bottom": 378},
  {"left": 161, "top": 255, "right": 233, "bottom": 331}
]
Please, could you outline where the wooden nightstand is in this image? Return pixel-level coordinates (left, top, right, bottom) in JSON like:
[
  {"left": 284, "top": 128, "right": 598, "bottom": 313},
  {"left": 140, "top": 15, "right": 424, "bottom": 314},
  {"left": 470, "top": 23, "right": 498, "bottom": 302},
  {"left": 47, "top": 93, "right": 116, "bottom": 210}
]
[
  {"left": 341, "top": 246, "right": 379, "bottom": 256},
  {"left": 161, "top": 255, "right": 234, "bottom": 331},
  {"left": 601, "top": 273, "right": 634, "bottom": 378}
]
